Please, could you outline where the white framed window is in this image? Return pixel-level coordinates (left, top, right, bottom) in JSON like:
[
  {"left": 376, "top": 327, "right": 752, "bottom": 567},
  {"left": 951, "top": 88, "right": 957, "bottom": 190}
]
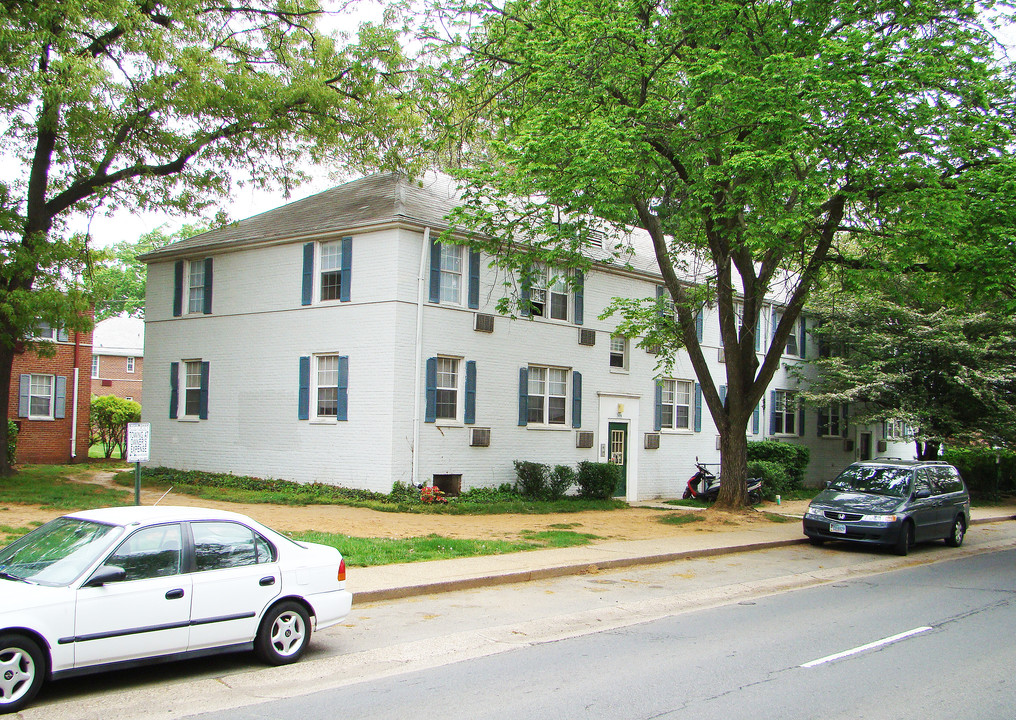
[
  {"left": 819, "top": 404, "right": 847, "bottom": 437},
  {"left": 315, "top": 354, "right": 340, "bottom": 419},
  {"left": 188, "top": 261, "right": 206, "bottom": 313},
  {"left": 609, "top": 335, "right": 628, "bottom": 370},
  {"left": 773, "top": 390, "right": 798, "bottom": 435},
  {"left": 530, "top": 266, "right": 569, "bottom": 321},
  {"left": 528, "top": 365, "right": 568, "bottom": 425},
  {"left": 774, "top": 311, "right": 802, "bottom": 357},
  {"left": 661, "top": 379, "right": 692, "bottom": 430},
  {"left": 125, "top": 397, "right": 133, "bottom": 401},
  {"left": 91, "top": 355, "right": 100, "bottom": 379},
  {"left": 885, "top": 418, "right": 913, "bottom": 441},
  {"left": 32, "top": 322, "right": 57, "bottom": 341},
  {"left": 28, "top": 374, "right": 55, "bottom": 419},
  {"left": 439, "top": 245, "right": 463, "bottom": 304},
  {"left": 319, "top": 240, "right": 344, "bottom": 301},
  {"left": 126, "top": 357, "right": 136, "bottom": 374},
  {"left": 184, "top": 361, "right": 204, "bottom": 418},
  {"left": 435, "top": 357, "right": 460, "bottom": 420}
]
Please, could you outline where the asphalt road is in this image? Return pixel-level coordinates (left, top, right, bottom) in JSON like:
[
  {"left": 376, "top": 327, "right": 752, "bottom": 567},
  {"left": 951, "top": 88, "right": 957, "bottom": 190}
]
[{"left": 23, "top": 521, "right": 1016, "bottom": 720}]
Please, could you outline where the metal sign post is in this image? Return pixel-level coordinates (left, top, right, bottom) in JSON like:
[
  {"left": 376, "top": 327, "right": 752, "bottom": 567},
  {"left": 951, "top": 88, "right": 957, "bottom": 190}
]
[{"left": 126, "top": 422, "right": 151, "bottom": 506}]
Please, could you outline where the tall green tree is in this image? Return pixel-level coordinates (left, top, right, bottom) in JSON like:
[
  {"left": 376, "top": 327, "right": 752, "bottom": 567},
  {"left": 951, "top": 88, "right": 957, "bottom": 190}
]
[
  {"left": 423, "top": 0, "right": 1016, "bottom": 507},
  {"left": 0, "top": 0, "right": 414, "bottom": 474},
  {"left": 88, "top": 222, "right": 215, "bottom": 321}
]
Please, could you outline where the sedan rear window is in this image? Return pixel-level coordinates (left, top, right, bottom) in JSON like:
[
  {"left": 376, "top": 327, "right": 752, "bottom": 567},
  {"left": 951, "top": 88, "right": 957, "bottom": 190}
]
[
  {"left": 0, "top": 518, "right": 122, "bottom": 586},
  {"left": 829, "top": 465, "right": 913, "bottom": 498}
]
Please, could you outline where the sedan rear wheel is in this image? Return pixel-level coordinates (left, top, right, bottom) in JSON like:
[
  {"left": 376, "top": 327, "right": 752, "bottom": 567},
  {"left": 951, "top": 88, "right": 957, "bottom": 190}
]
[
  {"left": 0, "top": 634, "right": 46, "bottom": 714},
  {"left": 255, "top": 601, "right": 311, "bottom": 666},
  {"left": 945, "top": 516, "right": 966, "bottom": 547}
]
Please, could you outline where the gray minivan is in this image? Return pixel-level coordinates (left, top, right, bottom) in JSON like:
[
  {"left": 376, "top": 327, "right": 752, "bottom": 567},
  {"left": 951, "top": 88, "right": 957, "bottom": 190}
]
[{"left": 802, "top": 459, "right": 970, "bottom": 556}]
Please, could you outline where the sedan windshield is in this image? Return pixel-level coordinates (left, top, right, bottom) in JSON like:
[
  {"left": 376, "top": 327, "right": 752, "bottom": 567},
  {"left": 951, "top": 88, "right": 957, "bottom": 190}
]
[
  {"left": 829, "top": 466, "right": 913, "bottom": 498},
  {"left": 0, "top": 517, "right": 122, "bottom": 586}
]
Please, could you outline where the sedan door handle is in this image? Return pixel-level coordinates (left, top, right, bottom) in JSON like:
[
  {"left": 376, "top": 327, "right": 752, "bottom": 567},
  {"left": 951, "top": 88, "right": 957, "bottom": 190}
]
[
  {"left": 259, "top": 576, "right": 276, "bottom": 587},
  {"left": 165, "top": 588, "right": 185, "bottom": 600}
]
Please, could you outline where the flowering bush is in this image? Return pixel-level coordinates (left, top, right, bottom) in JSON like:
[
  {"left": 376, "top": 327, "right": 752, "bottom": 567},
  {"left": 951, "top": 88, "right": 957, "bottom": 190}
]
[{"left": 420, "top": 485, "right": 447, "bottom": 504}]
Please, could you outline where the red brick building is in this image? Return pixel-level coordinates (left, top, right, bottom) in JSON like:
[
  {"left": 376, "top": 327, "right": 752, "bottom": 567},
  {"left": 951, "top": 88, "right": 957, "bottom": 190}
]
[
  {"left": 8, "top": 320, "right": 93, "bottom": 464},
  {"left": 91, "top": 317, "right": 144, "bottom": 402}
]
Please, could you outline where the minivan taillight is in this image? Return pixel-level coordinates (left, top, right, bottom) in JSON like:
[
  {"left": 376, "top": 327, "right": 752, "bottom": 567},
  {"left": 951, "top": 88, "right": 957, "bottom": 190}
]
[{"left": 337, "top": 559, "right": 346, "bottom": 583}]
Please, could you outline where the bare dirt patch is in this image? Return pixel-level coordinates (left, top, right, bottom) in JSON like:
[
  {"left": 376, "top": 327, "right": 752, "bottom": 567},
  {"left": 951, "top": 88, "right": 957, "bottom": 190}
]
[{"left": 0, "top": 468, "right": 794, "bottom": 544}]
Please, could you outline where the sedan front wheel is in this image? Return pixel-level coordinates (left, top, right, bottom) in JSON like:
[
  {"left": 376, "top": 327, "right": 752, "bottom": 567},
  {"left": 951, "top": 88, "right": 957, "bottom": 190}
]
[
  {"left": 255, "top": 601, "right": 311, "bottom": 665},
  {"left": 0, "top": 634, "right": 46, "bottom": 714}
]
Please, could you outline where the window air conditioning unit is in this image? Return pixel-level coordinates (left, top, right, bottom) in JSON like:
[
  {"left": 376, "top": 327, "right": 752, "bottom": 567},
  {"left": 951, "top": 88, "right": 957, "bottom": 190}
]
[
  {"left": 474, "top": 313, "right": 495, "bottom": 333},
  {"left": 576, "top": 431, "right": 595, "bottom": 448},
  {"left": 877, "top": 440, "right": 888, "bottom": 453},
  {"left": 644, "top": 433, "right": 661, "bottom": 450},
  {"left": 469, "top": 427, "right": 491, "bottom": 447},
  {"left": 578, "top": 328, "right": 596, "bottom": 346}
]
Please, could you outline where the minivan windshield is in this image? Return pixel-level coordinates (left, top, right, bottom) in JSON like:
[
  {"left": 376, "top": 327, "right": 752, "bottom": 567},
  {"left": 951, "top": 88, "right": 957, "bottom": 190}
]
[
  {"left": 829, "top": 465, "right": 913, "bottom": 498},
  {"left": 0, "top": 517, "right": 122, "bottom": 586}
]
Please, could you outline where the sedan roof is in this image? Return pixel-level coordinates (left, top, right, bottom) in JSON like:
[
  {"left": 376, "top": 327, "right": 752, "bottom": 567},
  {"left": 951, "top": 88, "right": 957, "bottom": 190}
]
[{"left": 66, "top": 505, "right": 257, "bottom": 527}]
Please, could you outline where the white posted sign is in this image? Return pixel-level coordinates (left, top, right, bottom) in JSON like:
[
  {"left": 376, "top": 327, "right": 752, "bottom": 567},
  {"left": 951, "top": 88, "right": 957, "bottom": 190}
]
[{"left": 126, "top": 422, "right": 151, "bottom": 463}]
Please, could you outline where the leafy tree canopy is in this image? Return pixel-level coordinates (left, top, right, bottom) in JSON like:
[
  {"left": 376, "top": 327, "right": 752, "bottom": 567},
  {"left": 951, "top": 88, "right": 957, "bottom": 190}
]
[{"left": 421, "top": 0, "right": 1016, "bottom": 505}]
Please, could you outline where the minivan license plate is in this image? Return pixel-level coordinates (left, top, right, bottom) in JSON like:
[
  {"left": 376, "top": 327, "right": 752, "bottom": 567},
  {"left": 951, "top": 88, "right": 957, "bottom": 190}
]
[{"left": 829, "top": 522, "right": 846, "bottom": 534}]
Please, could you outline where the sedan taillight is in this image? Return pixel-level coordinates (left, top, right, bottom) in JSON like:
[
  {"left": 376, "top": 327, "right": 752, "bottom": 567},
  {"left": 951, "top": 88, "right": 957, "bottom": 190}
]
[{"left": 337, "top": 558, "right": 346, "bottom": 583}]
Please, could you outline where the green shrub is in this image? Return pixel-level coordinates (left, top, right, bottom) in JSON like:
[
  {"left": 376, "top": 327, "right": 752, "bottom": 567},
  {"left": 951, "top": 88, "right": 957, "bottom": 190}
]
[
  {"left": 576, "top": 461, "right": 621, "bottom": 500},
  {"left": 458, "top": 483, "right": 521, "bottom": 502},
  {"left": 90, "top": 395, "right": 141, "bottom": 459},
  {"left": 388, "top": 481, "right": 419, "bottom": 503},
  {"left": 6, "top": 420, "right": 18, "bottom": 466},
  {"left": 747, "top": 440, "right": 810, "bottom": 485},
  {"left": 943, "top": 447, "right": 1016, "bottom": 499},
  {"left": 747, "top": 460, "right": 794, "bottom": 501},
  {"left": 548, "top": 465, "right": 575, "bottom": 500},
  {"left": 514, "top": 460, "right": 550, "bottom": 500}
]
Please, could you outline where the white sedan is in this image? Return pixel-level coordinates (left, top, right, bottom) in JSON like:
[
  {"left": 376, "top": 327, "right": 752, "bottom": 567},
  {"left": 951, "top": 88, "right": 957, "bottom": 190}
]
[{"left": 0, "top": 506, "right": 352, "bottom": 713}]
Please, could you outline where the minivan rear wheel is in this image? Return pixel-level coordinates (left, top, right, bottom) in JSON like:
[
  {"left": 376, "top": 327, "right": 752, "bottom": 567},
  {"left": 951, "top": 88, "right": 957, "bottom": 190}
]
[
  {"left": 945, "top": 516, "right": 966, "bottom": 547},
  {"left": 893, "top": 521, "right": 914, "bottom": 556}
]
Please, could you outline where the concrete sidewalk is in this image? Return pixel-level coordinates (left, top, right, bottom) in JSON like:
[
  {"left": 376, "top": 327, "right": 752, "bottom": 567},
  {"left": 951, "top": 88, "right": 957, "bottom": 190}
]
[{"left": 350, "top": 506, "right": 1016, "bottom": 603}]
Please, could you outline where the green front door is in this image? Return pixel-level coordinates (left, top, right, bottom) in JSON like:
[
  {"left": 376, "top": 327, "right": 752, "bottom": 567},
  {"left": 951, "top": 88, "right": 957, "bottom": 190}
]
[{"left": 608, "top": 422, "right": 628, "bottom": 497}]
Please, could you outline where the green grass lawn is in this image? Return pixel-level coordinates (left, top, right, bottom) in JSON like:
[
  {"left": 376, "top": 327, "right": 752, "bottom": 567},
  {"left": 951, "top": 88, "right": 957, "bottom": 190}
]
[{"left": 0, "top": 462, "right": 132, "bottom": 510}]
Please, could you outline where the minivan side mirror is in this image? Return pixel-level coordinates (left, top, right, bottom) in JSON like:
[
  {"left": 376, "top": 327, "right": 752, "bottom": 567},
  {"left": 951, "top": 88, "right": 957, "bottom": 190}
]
[
  {"left": 913, "top": 488, "right": 932, "bottom": 500},
  {"left": 83, "top": 565, "right": 127, "bottom": 587}
]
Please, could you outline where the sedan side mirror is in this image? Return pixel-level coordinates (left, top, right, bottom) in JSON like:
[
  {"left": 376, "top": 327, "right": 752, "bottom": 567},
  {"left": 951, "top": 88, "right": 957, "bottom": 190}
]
[{"left": 83, "top": 565, "right": 127, "bottom": 587}]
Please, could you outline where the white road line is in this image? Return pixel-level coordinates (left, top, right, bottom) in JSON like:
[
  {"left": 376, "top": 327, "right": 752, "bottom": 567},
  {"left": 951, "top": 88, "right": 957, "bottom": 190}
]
[{"left": 800, "top": 626, "right": 934, "bottom": 668}]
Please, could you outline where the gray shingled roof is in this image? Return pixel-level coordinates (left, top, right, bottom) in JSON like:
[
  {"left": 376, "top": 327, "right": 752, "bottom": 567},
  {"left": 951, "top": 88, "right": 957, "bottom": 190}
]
[{"left": 140, "top": 173, "right": 462, "bottom": 261}]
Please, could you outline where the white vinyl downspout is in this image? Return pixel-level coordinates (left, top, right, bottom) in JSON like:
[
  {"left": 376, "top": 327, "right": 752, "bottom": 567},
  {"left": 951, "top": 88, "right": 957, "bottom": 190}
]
[{"left": 412, "top": 227, "right": 432, "bottom": 487}]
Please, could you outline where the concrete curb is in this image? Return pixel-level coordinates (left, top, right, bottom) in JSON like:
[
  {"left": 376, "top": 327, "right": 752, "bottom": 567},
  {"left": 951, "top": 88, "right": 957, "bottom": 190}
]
[{"left": 352, "top": 514, "right": 1016, "bottom": 604}]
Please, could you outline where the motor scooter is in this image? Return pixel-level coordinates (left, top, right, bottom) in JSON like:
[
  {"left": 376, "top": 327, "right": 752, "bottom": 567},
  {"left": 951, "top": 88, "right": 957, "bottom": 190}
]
[{"left": 683, "top": 460, "right": 763, "bottom": 504}]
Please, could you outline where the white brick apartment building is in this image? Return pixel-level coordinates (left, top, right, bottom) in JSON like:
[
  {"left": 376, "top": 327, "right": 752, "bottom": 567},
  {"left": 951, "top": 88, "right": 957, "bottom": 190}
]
[{"left": 140, "top": 173, "right": 910, "bottom": 500}]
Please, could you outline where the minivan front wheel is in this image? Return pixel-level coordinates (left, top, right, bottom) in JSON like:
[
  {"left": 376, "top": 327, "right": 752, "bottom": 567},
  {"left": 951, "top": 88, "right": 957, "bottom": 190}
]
[
  {"left": 945, "top": 516, "right": 966, "bottom": 547},
  {"left": 893, "top": 521, "right": 914, "bottom": 556}
]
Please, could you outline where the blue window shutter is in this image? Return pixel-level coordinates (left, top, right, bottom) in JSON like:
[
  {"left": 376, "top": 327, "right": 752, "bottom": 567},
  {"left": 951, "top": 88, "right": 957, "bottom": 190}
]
[
  {"left": 752, "top": 402, "right": 760, "bottom": 434},
  {"left": 654, "top": 380, "right": 663, "bottom": 431},
  {"left": 301, "top": 243, "right": 314, "bottom": 306},
  {"left": 818, "top": 408, "right": 827, "bottom": 437},
  {"left": 57, "top": 327, "right": 69, "bottom": 342},
  {"left": 693, "top": 383, "right": 702, "bottom": 432},
  {"left": 571, "top": 371, "right": 582, "bottom": 428},
  {"left": 754, "top": 313, "right": 761, "bottom": 352},
  {"left": 429, "top": 236, "right": 441, "bottom": 303},
  {"left": 337, "top": 356, "right": 349, "bottom": 421},
  {"left": 199, "top": 362, "right": 210, "bottom": 420},
  {"left": 518, "top": 367, "right": 528, "bottom": 425},
  {"left": 425, "top": 357, "right": 437, "bottom": 422},
  {"left": 520, "top": 265, "right": 532, "bottom": 317},
  {"left": 340, "top": 236, "right": 352, "bottom": 302},
  {"left": 696, "top": 310, "right": 704, "bottom": 342},
  {"left": 465, "top": 360, "right": 477, "bottom": 424},
  {"left": 202, "top": 257, "right": 213, "bottom": 314},
  {"left": 18, "top": 375, "right": 30, "bottom": 418},
  {"left": 298, "top": 356, "right": 310, "bottom": 420},
  {"left": 173, "top": 260, "right": 184, "bottom": 317},
  {"left": 719, "top": 384, "right": 727, "bottom": 408},
  {"left": 54, "top": 376, "right": 67, "bottom": 419},
  {"left": 169, "top": 363, "right": 179, "bottom": 419},
  {"left": 771, "top": 308, "right": 779, "bottom": 350},
  {"left": 799, "top": 316, "right": 807, "bottom": 357},
  {"left": 769, "top": 390, "right": 777, "bottom": 434},
  {"left": 798, "top": 400, "right": 806, "bottom": 437},
  {"left": 468, "top": 249, "right": 481, "bottom": 309},
  {"left": 574, "top": 270, "right": 584, "bottom": 325},
  {"left": 656, "top": 285, "right": 666, "bottom": 319},
  {"left": 842, "top": 403, "right": 849, "bottom": 438}
]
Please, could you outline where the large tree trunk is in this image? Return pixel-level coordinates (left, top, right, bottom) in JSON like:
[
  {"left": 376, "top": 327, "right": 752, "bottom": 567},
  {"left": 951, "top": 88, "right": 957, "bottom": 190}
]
[
  {"left": 0, "top": 344, "right": 15, "bottom": 476},
  {"left": 715, "top": 416, "right": 751, "bottom": 508},
  {"left": 916, "top": 440, "right": 941, "bottom": 460}
]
